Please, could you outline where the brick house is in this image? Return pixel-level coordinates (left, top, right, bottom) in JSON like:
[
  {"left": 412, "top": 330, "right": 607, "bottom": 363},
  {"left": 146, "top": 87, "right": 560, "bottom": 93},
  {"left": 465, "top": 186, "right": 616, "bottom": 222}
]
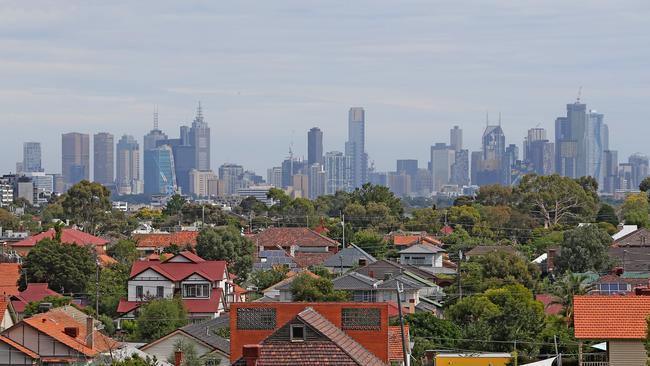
[
  {"left": 251, "top": 227, "right": 339, "bottom": 268},
  {"left": 11, "top": 228, "right": 109, "bottom": 256}
]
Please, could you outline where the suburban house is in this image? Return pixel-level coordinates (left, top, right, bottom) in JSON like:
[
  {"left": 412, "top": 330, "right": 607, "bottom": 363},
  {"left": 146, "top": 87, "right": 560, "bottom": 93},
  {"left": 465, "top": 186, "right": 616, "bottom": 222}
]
[
  {"left": 590, "top": 274, "right": 649, "bottom": 295},
  {"left": 116, "top": 251, "right": 231, "bottom": 326},
  {"left": 141, "top": 315, "right": 230, "bottom": 366},
  {"left": 609, "top": 228, "right": 650, "bottom": 272},
  {"left": 0, "top": 263, "right": 20, "bottom": 296},
  {"left": 10, "top": 283, "right": 61, "bottom": 320},
  {"left": 10, "top": 228, "right": 109, "bottom": 255},
  {"left": 0, "top": 306, "right": 119, "bottom": 365},
  {"left": 252, "top": 250, "right": 298, "bottom": 272},
  {"left": 386, "top": 231, "right": 442, "bottom": 251},
  {"left": 354, "top": 259, "right": 454, "bottom": 287},
  {"left": 229, "top": 302, "right": 408, "bottom": 366},
  {"left": 574, "top": 295, "right": 650, "bottom": 366},
  {"left": 0, "top": 297, "right": 16, "bottom": 331},
  {"left": 323, "top": 243, "right": 376, "bottom": 274},
  {"left": 132, "top": 231, "right": 199, "bottom": 256},
  {"left": 257, "top": 270, "right": 320, "bottom": 302},
  {"left": 252, "top": 227, "right": 339, "bottom": 268},
  {"left": 398, "top": 243, "right": 457, "bottom": 277}
]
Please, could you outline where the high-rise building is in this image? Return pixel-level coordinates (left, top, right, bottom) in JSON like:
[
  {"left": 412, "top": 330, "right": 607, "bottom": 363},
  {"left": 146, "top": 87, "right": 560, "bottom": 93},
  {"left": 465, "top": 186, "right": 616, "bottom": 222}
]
[
  {"left": 450, "top": 126, "right": 463, "bottom": 152},
  {"left": 586, "top": 111, "right": 608, "bottom": 187},
  {"left": 629, "top": 153, "right": 649, "bottom": 190},
  {"left": 450, "top": 149, "right": 469, "bottom": 186},
  {"left": 189, "top": 169, "right": 217, "bottom": 198},
  {"left": 189, "top": 102, "right": 211, "bottom": 171},
  {"left": 116, "top": 135, "right": 141, "bottom": 195},
  {"left": 524, "top": 128, "right": 554, "bottom": 176},
  {"left": 143, "top": 145, "right": 177, "bottom": 195},
  {"left": 324, "top": 151, "right": 351, "bottom": 194},
  {"left": 474, "top": 124, "right": 506, "bottom": 186},
  {"left": 603, "top": 150, "right": 619, "bottom": 194},
  {"left": 23, "top": 142, "right": 43, "bottom": 173},
  {"left": 281, "top": 156, "right": 306, "bottom": 188},
  {"left": 267, "top": 167, "right": 283, "bottom": 188},
  {"left": 430, "top": 143, "right": 455, "bottom": 191},
  {"left": 93, "top": 132, "right": 114, "bottom": 185},
  {"left": 555, "top": 102, "right": 587, "bottom": 178},
  {"left": 470, "top": 151, "right": 482, "bottom": 186},
  {"left": 308, "top": 164, "right": 326, "bottom": 200},
  {"left": 62, "top": 132, "right": 90, "bottom": 187},
  {"left": 345, "top": 107, "right": 368, "bottom": 189},
  {"left": 396, "top": 160, "right": 418, "bottom": 178},
  {"left": 143, "top": 110, "right": 169, "bottom": 195},
  {"left": 291, "top": 174, "right": 309, "bottom": 199},
  {"left": 219, "top": 163, "right": 244, "bottom": 195},
  {"left": 143, "top": 109, "right": 168, "bottom": 151},
  {"left": 387, "top": 171, "right": 411, "bottom": 197},
  {"left": 307, "top": 127, "right": 324, "bottom": 166}
]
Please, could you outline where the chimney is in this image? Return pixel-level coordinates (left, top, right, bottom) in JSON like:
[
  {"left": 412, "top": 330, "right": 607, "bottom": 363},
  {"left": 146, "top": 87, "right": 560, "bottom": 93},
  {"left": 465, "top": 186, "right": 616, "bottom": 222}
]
[
  {"left": 243, "top": 344, "right": 262, "bottom": 366},
  {"left": 409, "top": 298, "right": 415, "bottom": 314},
  {"left": 368, "top": 270, "right": 375, "bottom": 279},
  {"left": 174, "top": 351, "right": 184, "bottom": 366},
  {"left": 547, "top": 249, "right": 556, "bottom": 272},
  {"left": 86, "top": 317, "right": 94, "bottom": 349},
  {"left": 358, "top": 258, "right": 367, "bottom": 267}
]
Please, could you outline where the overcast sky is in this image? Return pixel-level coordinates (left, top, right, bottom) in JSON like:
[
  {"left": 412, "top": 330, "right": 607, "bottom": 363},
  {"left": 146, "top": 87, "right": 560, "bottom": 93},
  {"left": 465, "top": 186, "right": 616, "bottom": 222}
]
[{"left": 1, "top": 1, "right": 649, "bottom": 176}]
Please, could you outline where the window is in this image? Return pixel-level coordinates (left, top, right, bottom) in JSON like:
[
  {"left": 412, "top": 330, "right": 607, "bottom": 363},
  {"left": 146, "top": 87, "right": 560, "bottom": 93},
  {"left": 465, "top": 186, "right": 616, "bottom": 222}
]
[
  {"left": 183, "top": 283, "right": 210, "bottom": 298},
  {"left": 156, "top": 286, "right": 164, "bottom": 298},
  {"left": 136, "top": 286, "right": 143, "bottom": 299},
  {"left": 353, "top": 291, "right": 376, "bottom": 302},
  {"left": 237, "top": 308, "right": 277, "bottom": 330},
  {"left": 290, "top": 324, "right": 305, "bottom": 342},
  {"left": 598, "top": 283, "right": 630, "bottom": 294},
  {"left": 341, "top": 308, "right": 381, "bottom": 331}
]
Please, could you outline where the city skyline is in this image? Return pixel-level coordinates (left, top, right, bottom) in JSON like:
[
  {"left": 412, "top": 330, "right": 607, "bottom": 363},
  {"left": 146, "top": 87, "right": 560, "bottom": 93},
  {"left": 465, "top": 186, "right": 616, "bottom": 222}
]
[{"left": 1, "top": 2, "right": 649, "bottom": 176}]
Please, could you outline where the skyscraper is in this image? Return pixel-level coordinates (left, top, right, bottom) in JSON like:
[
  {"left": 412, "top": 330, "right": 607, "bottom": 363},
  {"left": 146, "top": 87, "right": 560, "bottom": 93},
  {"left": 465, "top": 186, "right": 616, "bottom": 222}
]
[
  {"left": 474, "top": 124, "right": 506, "bottom": 186},
  {"left": 450, "top": 126, "right": 463, "bottom": 152},
  {"left": 189, "top": 102, "right": 210, "bottom": 171},
  {"left": 629, "top": 153, "right": 649, "bottom": 190},
  {"left": 267, "top": 167, "right": 283, "bottom": 188},
  {"left": 308, "top": 163, "right": 326, "bottom": 199},
  {"left": 396, "top": 159, "right": 418, "bottom": 178},
  {"left": 524, "top": 128, "right": 555, "bottom": 177},
  {"left": 324, "top": 151, "right": 351, "bottom": 194},
  {"left": 23, "top": 142, "right": 43, "bottom": 173},
  {"left": 144, "top": 110, "right": 170, "bottom": 195},
  {"left": 345, "top": 107, "right": 368, "bottom": 189},
  {"left": 450, "top": 150, "right": 469, "bottom": 186},
  {"left": 586, "top": 110, "right": 608, "bottom": 187},
  {"left": 307, "top": 127, "right": 324, "bottom": 166},
  {"left": 116, "top": 135, "right": 141, "bottom": 195},
  {"left": 430, "top": 143, "right": 455, "bottom": 191},
  {"left": 603, "top": 150, "right": 618, "bottom": 194},
  {"left": 94, "top": 132, "right": 114, "bottom": 185},
  {"left": 61, "top": 132, "right": 90, "bottom": 187},
  {"left": 555, "top": 102, "right": 586, "bottom": 178},
  {"left": 219, "top": 163, "right": 245, "bottom": 195},
  {"left": 143, "top": 145, "right": 177, "bottom": 195}
]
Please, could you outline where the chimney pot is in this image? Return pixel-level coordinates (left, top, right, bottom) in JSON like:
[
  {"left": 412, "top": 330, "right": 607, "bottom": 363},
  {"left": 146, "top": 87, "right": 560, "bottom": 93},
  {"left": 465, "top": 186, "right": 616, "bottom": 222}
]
[{"left": 243, "top": 344, "right": 262, "bottom": 366}]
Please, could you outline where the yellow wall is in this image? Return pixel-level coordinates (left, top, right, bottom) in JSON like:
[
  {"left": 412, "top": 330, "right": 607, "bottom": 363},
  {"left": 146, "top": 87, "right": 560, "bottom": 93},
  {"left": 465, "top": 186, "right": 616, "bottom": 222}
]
[{"left": 435, "top": 356, "right": 512, "bottom": 366}]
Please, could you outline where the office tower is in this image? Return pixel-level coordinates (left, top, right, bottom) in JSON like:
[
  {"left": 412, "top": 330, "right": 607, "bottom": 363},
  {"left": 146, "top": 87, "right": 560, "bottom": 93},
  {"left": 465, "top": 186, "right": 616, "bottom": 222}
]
[
  {"left": 62, "top": 132, "right": 90, "bottom": 187},
  {"left": 324, "top": 151, "right": 351, "bottom": 194},
  {"left": 450, "top": 149, "right": 469, "bottom": 186},
  {"left": 116, "top": 135, "right": 141, "bottom": 195},
  {"left": 414, "top": 169, "right": 433, "bottom": 196},
  {"left": 482, "top": 125, "right": 506, "bottom": 161},
  {"left": 281, "top": 156, "right": 306, "bottom": 188},
  {"left": 387, "top": 171, "right": 411, "bottom": 197},
  {"left": 586, "top": 111, "right": 608, "bottom": 187},
  {"left": 396, "top": 159, "right": 418, "bottom": 178},
  {"left": 189, "top": 102, "right": 211, "bottom": 171},
  {"left": 207, "top": 178, "right": 226, "bottom": 197},
  {"left": 23, "top": 172, "right": 53, "bottom": 206},
  {"left": 143, "top": 145, "right": 176, "bottom": 195},
  {"left": 23, "top": 142, "right": 43, "bottom": 173},
  {"left": 308, "top": 164, "right": 326, "bottom": 200},
  {"left": 165, "top": 131, "right": 195, "bottom": 195},
  {"left": 144, "top": 109, "right": 168, "bottom": 151},
  {"left": 189, "top": 169, "right": 216, "bottom": 198},
  {"left": 143, "top": 110, "right": 169, "bottom": 195},
  {"left": 267, "top": 167, "right": 283, "bottom": 188},
  {"left": 472, "top": 124, "right": 506, "bottom": 186},
  {"left": 430, "top": 143, "right": 455, "bottom": 191},
  {"left": 618, "top": 163, "right": 634, "bottom": 190},
  {"left": 345, "top": 107, "right": 368, "bottom": 189},
  {"left": 93, "top": 132, "right": 114, "bottom": 185},
  {"left": 15, "top": 162, "right": 23, "bottom": 174},
  {"left": 603, "top": 150, "right": 619, "bottom": 194},
  {"left": 555, "top": 101, "right": 589, "bottom": 178},
  {"left": 308, "top": 127, "right": 324, "bottom": 166},
  {"left": 450, "top": 126, "right": 463, "bottom": 152},
  {"left": 629, "top": 153, "right": 650, "bottom": 190},
  {"left": 219, "top": 163, "right": 244, "bottom": 195},
  {"left": 242, "top": 171, "right": 264, "bottom": 187},
  {"left": 291, "top": 174, "right": 309, "bottom": 198},
  {"left": 524, "top": 128, "right": 554, "bottom": 176},
  {"left": 503, "top": 144, "right": 519, "bottom": 186},
  {"left": 470, "top": 151, "right": 482, "bottom": 186}
]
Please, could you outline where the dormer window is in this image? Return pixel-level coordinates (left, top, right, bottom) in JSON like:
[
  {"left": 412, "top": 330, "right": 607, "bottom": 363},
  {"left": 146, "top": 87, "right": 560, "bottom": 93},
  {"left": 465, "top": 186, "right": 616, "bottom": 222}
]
[
  {"left": 290, "top": 324, "right": 305, "bottom": 342},
  {"left": 183, "top": 283, "right": 210, "bottom": 298}
]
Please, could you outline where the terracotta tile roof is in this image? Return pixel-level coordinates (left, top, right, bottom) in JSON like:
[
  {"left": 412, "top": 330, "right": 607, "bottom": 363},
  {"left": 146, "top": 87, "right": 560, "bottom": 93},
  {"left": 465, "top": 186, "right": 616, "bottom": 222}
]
[
  {"left": 11, "top": 283, "right": 61, "bottom": 313},
  {"left": 98, "top": 254, "right": 117, "bottom": 266},
  {"left": 0, "top": 296, "right": 10, "bottom": 324},
  {"left": 0, "top": 263, "right": 20, "bottom": 296},
  {"left": 574, "top": 295, "right": 650, "bottom": 339},
  {"left": 388, "top": 325, "right": 409, "bottom": 362},
  {"left": 132, "top": 231, "right": 198, "bottom": 249},
  {"left": 293, "top": 252, "right": 334, "bottom": 268},
  {"left": 0, "top": 335, "right": 39, "bottom": 359},
  {"left": 129, "top": 252, "right": 226, "bottom": 282},
  {"left": 253, "top": 227, "right": 339, "bottom": 249},
  {"left": 535, "top": 294, "right": 563, "bottom": 316},
  {"left": 116, "top": 299, "right": 141, "bottom": 314},
  {"left": 234, "top": 342, "right": 360, "bottom": 365},
  {"left": 12, "top": 228, "right": 108, "bottom": 248},
  {"left": 118, "top": 288, "right": 223, "bottom": 315},
  {"left": 297, "top": 307, "right": 385, "bottom": 366}
]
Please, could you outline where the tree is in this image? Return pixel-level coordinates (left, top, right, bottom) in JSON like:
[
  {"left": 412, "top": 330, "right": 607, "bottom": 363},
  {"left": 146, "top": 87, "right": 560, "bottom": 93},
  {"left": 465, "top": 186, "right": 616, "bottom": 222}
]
[
  {"left": 107, "top": 240, "right": 139, "bottom": 266},
  {"left": 353, "top": 229, "right": 387, "bottom": 259},
  {"left": 20, "top": 238, "right": 96, "bottom": 293},
  {"left": 24, "top": 296, "right": 73, "bottom": 317},
  {"left": 290, "top": 273, "right": 349, "bottom": 302},
  {"left": 195, "top": 226, "right": 255, "bottom": 283},
  {"left": 549, "top": 272, "right": 594, "bottom": 324},
  {"left": 403, "top": 312, "right": 461, "bottom": 362},
  {"left": 0, "top": 208, "right": 19, "bottom": 230},
  {"left": 596, "top": 203, "right": 619, "bottom": 227},
  {"left": 135, "top": 297, "right": 188, "bottom": 342},
  {"left": 164, "top": 194, "right": 187, "bottom": 216},
  {"left": 60, "top": 180, "right": 112, "bottom": 234},
  {"left": 87, "top": 263, "right": 130, "bottom": 317},
  {"left": 621, "top": 192, "right": 650, "bottom": 228},
  {"left": 350, "top": 183, "right": 404, "bottom": 217},
  {"left": 640, "top": 177, "right": 650, "bottom": 192},
  {"left": 250, "top": 266, "right": 289, "bottom": 291},
  {"left": 475, "top": 185, "right": 514, "bottom": 206},
  {"left": 554, "top": 225, "right": 612, "bottom": 274},
  {"left": 405, "top": 207, "right": 440, "bottom": 233},
  {"left": 515, "top": 174, "right": 598, "bottom": 228},
  {"left": 109, "top": 354, "right": 159, "bottom": 366}
]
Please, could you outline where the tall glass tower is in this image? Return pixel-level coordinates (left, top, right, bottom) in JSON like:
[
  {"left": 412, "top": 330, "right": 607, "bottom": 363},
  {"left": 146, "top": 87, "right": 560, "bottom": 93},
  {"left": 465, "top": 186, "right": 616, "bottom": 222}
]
[{"left": 345, "top": 107, "right": 368, "bottom": 189}]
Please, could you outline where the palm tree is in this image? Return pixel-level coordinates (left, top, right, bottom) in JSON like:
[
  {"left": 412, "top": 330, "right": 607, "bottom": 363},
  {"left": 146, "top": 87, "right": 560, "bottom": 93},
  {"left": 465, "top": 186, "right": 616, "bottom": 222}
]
[{"left": 549, "top": 271, "right": 595, "bottom": 324}]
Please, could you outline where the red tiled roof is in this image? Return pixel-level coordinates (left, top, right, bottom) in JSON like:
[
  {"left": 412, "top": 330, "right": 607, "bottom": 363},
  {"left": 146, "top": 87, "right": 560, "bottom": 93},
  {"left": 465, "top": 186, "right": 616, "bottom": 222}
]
[
  {"left": 98, "top": 254, "right": 117, "bottom": 266},
  {"left": 574, "top": 295, "right": 650, "bottom": 339},
  {"left": 117, "top": 288, "right": 223, "bottom": 315},
  {"left": 0, "top": 263, "right": 20, "bottom": 296},
  {"left": 0, "top": 296, "right": 10, "bottom": 324},
  {"left": 132, "top": 231, "right": 199, "bottom": 249},
  {"left": 129, "top": 252, "right": 227, "bottom": 282},
  {"left": 388, "top": 325, "right": 409, "bottom": 362},
  {"left": 236, "top": 342, "right": 361, "bottom": 366},
  {"left": 292, "top": 252, "right": 334, "bottom": 268},
  {"left": 393, "top": 235, "right": 421, "bottom": 246},
  {"left": 440, "top": 225, "right": 454, "bottom": 235},
  {"left": 253, "top": 227, "right": 339, "bottom": 248},
  {"left": 0, "top": 335, "right": 39, "bottom": 359},
  {"left": 12, "top": 228, "right": 108, "bottom": 248},
  {"left": 535, "top": 294, "right": 563, "bottom": 316},
  {"left": 11, "top": 283, "right": 61, "bottom": 313},
  {"left": 116, "top": 299, "right": 141, "bottom": 314}
]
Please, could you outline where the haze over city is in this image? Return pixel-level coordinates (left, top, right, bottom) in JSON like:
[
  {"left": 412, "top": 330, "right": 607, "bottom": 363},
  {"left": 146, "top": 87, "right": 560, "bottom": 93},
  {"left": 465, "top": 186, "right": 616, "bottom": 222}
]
[{"left": 1, "top": 1, "right": 650, "bottom": 176}]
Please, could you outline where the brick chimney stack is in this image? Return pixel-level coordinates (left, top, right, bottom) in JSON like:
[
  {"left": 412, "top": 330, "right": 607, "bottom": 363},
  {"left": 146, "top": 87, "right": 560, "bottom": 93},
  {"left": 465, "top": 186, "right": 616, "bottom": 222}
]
[
  {"left": 243, "top": 344, "right": 262, "bottom": 366},
  {"left": 85, "top": 317, "right": 94, "bottom": 349}
]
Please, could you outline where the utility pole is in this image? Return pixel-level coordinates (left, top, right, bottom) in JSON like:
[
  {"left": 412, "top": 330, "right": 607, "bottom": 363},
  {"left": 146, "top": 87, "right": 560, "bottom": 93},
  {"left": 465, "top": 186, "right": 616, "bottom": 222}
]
[
  {"left": 554, "top": 335, "right": 561, "bottom": 366},
  {"left": 341, "top": 214, "right": 346, "bottom": 250},
  {"left": 339, "top": 255, "right": 343, "bottom": 275},
  {"left": 395, "top": 282, "right": 409, "bottom": 366},
  {"left": 457, "top": 250, "right": 463, "bottom": 300},
  {"left": 95, "top": 252, "right": 100, "bottom": 316}
]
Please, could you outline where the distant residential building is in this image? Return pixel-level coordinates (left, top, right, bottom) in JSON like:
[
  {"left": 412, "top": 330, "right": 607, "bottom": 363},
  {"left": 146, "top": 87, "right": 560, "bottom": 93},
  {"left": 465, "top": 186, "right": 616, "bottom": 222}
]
[
  {"left": 22, "top": 142, "right": 43, "bottom": 173},
  {"left": 236, "top": 185, "right": 275, "bottom": 207},
  {"left": 323, "top": 244, "right": 376, "bottom": 274},
  {"left": 291, "top": 174, "right": 309, "bottom": 198},
  {"left": 450, "top": 125, "right": 462, "bottom": 151},
  {"left": 387, "top": 171, "right": 411, "bottom": 197},
  {"left": 94, "top": 132, "right": 114, "bottom": 185},
  {"left": 324, "top": 151, "right": 351, "bottom": 194},
  {"left": 345, "top": 107, "right": 368, "bottom": 189},
  {"left": 116, "top": 135, "right": 141, "bottom": 195},
  {"left": 603, "top": 150, "right": 619, "bottom": 194},
  {"left": 219, "top": 163, "right": 244, "bottom": 195},
  {"left": 308, "top": 163, "right": 325, "bottom": 199},
  {"left": 307, "top": 127, "right": 323, "bottom": 166},
  {"left": 143, "top": 145, "right": 177, "bottom": 195},
  {"left": 430, "top": 143, "right": 455, "bottom": 191},
  {"left": 450, "top": 149, "right": 469, "bottom": 186},
  {"left": 190, "top": 102, "right": 211, "bottom": 171},
  {"left": 189, "top": 169, "right": 217, "bottom": 198},
  {"left": 61, "top": 132, "right": 90, "bottom": 187},
  {"left": 252, "top": 227, "right": 339, "bottom": 268},
  {"left": 629, "top": 153, "right": 649, "bottom": 190},
  {"left": 266, "top": 167, "right": 282, "bottom": 188},
  {"left": 22, "top": 172, "right": 53, "bottom": 205},
  {"left": 0, "top": 178, "right": 13, "bottom": 208}
]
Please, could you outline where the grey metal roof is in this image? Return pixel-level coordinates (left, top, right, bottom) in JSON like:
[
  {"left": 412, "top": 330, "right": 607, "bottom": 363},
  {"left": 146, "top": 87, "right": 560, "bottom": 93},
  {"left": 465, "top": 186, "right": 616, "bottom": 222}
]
[
  {"left": 377, "top": 274, "right": 423, "bottom": 290},
  {"left": 415, "top": 266, "right": 457, "bottom": 275},
  {"left": 180, "top": 315, "right": 230, "bottom": 355},
  {"left": 399, "top": 243, "right": 445, "bottom": 254},
  {"left": 323, "top": 244, "right": 377, "bottom": 268},
  {"left": 332, "top": 272, "right": 380, "bottom": 290},
  {"left": 253, "top": 250, "right": 298, "bottom": 271}
]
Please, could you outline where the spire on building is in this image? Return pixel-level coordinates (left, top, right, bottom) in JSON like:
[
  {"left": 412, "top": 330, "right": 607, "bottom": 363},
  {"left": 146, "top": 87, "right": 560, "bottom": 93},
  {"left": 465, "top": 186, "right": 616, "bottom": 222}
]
[
  {"left": 195, "top": 101, "right": 204, "bottom": 124},
  {"left": 153, "top": 106, "right": 159, "bottom": 130}
]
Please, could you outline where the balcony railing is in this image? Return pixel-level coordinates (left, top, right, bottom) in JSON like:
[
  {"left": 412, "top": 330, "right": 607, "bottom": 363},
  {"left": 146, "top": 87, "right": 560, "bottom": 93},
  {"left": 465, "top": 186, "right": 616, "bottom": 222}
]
[{"left": 583, "top": 362, "right": 608, "bottom": 366}]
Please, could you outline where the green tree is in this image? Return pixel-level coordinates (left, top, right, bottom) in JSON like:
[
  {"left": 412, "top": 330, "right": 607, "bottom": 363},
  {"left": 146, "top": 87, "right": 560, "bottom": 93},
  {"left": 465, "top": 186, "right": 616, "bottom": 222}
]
[
  {"left": 621, "top": 192, "right": 650, "bottom": 228},
  {"left": 549, "top": 272, "right": 594, "bottom": 324},
  {"left": 475, "top": 185, "right": 514, "bottom": 206},
  {"left": 640, "top": 177, "right": 650, "bottom": 192},
  {"left": 555, "top": 225, "right": 612, "bottom": 273},
  {"left": 60, "top": 181, "right": 112, "bottom": 234},
  {"left": 195, "top": 226, "right": 255, "bottom": 283},
  {"left": 107, "top": 240, "right": 139, "bottom": 266},
  {"left": 19, "top": 238, "right": 96, "bottom": 293},
  {"left": 250, "top": 266, "right": 289, "bottom": 291},
  {"left": 164, "top": 194, "right": 187, "bottom": 216},
  {"left": 109, "top": 354, "right": 159, "bottom": 366},
  {"left": 167, "top": 339, "right": 201, "bottom": 366},
  {"left": 596, "top": 203, "right": 619, "bottom": 227},
  {"left": 405, "top": 207, "right": 440, "bottom": 233},
  {"left": 0, "top": 208, "right": 19, "bottom": 230},
  {"left": 353, "top": 229, "right": 387, "bottom": 259},
  {"left": 403, "top": 312, "right": 461, "bottom": 362},
  {"left": 87, "top": 263, "right": 130, "bottom": 317},
  {"left": 135, "top": 297, "right": 188, "bottom": 342},
  {"left": 448, "top": 205, "right": 481, "bottom": 230},
  {"left": 24, "top": 296, "right": 73, "bottom": 317},
  {"left": 290, "top": 273, "right": 349, "bottom": 302},
  {"left": 350, "top": 183, "right": 404, "bottom": 217}
]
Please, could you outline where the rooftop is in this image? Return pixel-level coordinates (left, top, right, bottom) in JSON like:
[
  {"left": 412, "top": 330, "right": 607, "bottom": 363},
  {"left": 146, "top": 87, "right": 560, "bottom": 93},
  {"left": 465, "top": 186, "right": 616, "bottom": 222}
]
[
  {"left": 574, "top": 295, "right": 650, "bottom": 339},
  {"left": 12, "top": 228, "right": 108, "bottom": 248},
  {"left": 253, "top": 227, "right": 339, "bottom": 248}
]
